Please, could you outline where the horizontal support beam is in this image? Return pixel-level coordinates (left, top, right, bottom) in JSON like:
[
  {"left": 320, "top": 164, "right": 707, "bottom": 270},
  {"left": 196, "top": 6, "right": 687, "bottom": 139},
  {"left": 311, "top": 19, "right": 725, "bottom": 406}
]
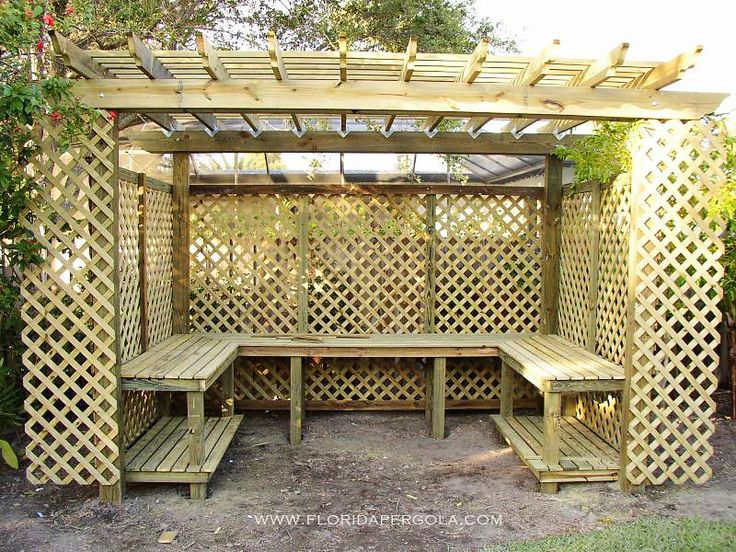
[
  {"left": 190, "top": 182, "right": 543, "bottom": 196},
  {"left": 75, "top": 79, "right": 725, "bottom": 120},
  {"left": 188, "top": 171, "right": 532, "bottom": 185},
  {"left": 124, "top": 130, "right": 580, "bottom": 154}
]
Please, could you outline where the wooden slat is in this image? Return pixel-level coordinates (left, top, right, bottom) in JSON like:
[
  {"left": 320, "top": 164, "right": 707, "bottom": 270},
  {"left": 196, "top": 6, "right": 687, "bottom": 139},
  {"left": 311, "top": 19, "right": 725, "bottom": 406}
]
[
  {"left": 631, "top": 45, "right": 702, "bottom": 90},
  {"left": 384, "top": 36, "right": 418, "bottom": 132}
]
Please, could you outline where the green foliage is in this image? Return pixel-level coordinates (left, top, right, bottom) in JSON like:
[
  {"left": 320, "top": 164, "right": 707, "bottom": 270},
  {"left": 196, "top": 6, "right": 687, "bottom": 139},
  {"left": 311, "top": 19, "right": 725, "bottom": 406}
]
[
  {"left": 237, "top": 0, "right": 518, "bottom": 53},
  {"left": 554, "top": 122, "right": 637, "bottom": 186},
  {"left": 485, "top": 516, "right": 736, "bottom": 552},
  {"left": 709, "top": 120, "right": 736, "bottom": 319}
]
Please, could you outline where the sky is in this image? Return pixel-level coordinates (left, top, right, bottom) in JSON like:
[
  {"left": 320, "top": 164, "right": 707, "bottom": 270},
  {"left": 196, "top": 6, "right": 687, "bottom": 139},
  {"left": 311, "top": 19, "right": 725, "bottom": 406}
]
[{"left": 480, "top": 0, "right": 734, "bottom": 113}]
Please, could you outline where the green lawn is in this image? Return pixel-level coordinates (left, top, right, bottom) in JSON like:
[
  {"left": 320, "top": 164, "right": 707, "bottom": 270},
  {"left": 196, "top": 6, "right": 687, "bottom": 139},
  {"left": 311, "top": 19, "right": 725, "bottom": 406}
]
[{"left": 486, "top": 517, "right": 736, "bottom": 552}]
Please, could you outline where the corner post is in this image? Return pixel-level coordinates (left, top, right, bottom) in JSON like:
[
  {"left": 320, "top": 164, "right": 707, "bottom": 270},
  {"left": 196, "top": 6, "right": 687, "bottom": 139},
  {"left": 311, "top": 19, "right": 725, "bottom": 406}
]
[
  {"left": 290, "top": 357, "right": 304, "bottom": 445},
  {"left": 541, "top": 155, "right": 562, "bottom": 334},
  {"left": 586, "top": 180, "right": 602, "bottom": 351},
  {"left": 172, "top": 153, "right": 190, "bottom": 335},
  {"left": 100, "top": 119, "right": 125, "bottom": 504}
]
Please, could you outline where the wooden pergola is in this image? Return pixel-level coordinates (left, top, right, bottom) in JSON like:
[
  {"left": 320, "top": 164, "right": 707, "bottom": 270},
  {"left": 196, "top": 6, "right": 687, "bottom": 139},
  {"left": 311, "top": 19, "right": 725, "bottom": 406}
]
[{"left": 22, "top": 32, "right": 728, "bottom": 503}]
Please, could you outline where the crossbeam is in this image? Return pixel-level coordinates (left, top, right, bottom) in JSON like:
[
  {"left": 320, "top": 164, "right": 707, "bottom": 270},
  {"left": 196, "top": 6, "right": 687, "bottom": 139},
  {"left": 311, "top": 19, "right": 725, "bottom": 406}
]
[
  {"left": 123, "top": 130, "right": 581, "bottom": 154},
  {"left": 78, "top": 79, "right": 726, "bottom": 121}
]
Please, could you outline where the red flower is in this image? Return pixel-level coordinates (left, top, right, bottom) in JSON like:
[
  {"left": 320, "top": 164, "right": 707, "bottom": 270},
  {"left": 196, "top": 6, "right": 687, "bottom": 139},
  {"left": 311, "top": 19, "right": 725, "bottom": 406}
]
[
  {"left": 41, "top": 13, "right": 55, "bottom": 27},
  {"left": 24, "top": 9, "right": 33, "bottom": 17},
  {"left": 50, "top": 111, "right": 62, "bottom": 124},
  {"left": 108, "top": 110, "right": 117, "bottom": 121},
  {"left": 36, "top": 41, "right": 44, "bottom": 52},
  {"left": 65, "top": 5, "right": 75, "bottom": 15}
]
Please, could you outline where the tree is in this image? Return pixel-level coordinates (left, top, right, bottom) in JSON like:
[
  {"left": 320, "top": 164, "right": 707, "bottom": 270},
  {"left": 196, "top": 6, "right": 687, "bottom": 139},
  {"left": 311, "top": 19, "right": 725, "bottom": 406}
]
[{"left": 237, "top": 0, "right": 518, "bottom": 53}]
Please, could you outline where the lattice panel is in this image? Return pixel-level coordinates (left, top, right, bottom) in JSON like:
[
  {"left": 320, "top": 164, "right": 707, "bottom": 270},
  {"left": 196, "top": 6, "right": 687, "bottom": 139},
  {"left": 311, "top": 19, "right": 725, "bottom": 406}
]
[
  {"left": 595, "top": 176, "right": 631, "bottom": 365},
  {"left": 307, "top": 358, "right": 425, "bottom": 401},
  {"left": 625, "top": 120, "right": 725, "bottom": 485},
  {"left": 309, "top": 194, "right": 427, "bottom": 334},
  {"left": 234, "top": 358, "right": 291, "bottom": 402},
  {"left": 118, "top": 178, "right": 141, "bottom": 362},
  {"left": 22, "top": 119, "right": 120, "bottom": 485},
  {"left": 145, "top": 188, "right": 174, "bottom": 346},
  {"left": 558, "top": 192, "right": 592, "bottom": 347},
  {"left": 190, "top": 194, "right": 299, "bottom": 333},
  {"left": 446, "top": 357, "right": 538, "bottom": 401},
  {"left": 577, "top": 392, "right": 622, "bottom": 449},
  {"left": 435, "top": 195, "right": 543, "bottom": 333},
  {"left": 123, "top": 390, "right": 158, "bottom": 445}
]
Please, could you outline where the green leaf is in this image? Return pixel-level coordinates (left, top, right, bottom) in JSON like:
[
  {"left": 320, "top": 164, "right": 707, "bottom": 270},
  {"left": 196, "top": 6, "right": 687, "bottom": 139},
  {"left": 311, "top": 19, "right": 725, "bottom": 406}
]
[{"left": 0, "top": 440, "right": 18, "bottom": 469}]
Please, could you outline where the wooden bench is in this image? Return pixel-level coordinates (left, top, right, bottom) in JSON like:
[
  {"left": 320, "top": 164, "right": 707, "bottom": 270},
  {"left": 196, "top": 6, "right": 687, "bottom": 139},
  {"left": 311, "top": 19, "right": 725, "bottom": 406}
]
[
  {"left": 121, "top": 335, "right": 242, "bottom": 499},
  {"left": 493, "top": 335, "right": 625, "bottom": 492}
]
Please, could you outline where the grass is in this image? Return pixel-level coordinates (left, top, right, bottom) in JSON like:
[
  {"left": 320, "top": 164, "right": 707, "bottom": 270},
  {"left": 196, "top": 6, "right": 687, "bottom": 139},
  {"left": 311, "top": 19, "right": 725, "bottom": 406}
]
[{"left": 486, "top": 517, "right": 736, "bottom": 552}]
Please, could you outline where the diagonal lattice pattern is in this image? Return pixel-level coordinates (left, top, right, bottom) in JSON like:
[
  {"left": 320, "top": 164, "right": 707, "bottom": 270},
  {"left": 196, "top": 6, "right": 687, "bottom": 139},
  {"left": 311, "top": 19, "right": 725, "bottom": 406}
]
[
  {"left": 22, "top": 119, "right": 120, "bottom": 485},
  {"left": 625, "top": 120, "right": 725, "bottom": 485},
  {"left": 435, "top": 195, "right": 542, "bottom": 333},
  {"left": 190, "top": 194, "right": 299, "bottom": 333},
  {"left": 558, "top": 191, "right": 592, "bottom": 347},
  {"left": 144, "top": 188, "right": 174, "bottom": 347},
  {"left": 309, "top": 194, "right": 427, "bottom": 334}
]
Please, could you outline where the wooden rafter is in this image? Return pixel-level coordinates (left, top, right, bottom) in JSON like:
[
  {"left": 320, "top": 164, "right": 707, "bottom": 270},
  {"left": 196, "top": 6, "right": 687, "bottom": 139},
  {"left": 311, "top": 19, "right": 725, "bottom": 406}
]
[
  {"left": 384, "top": 36, "right": 417, "bottom": 133},
  {"left": 197, "top": 33, "right": 261, "bottom": 134},
  {"left": 268, "top": 31, "right": 305, "bottom": 134},
  {"left": 539, "top": 43, "right": 630, "bottom": 135},
  {"left": 77, "top": 79, "right": 726, "bottom": 121},
  {"left": 128, "top": 33, "right": 219, "bottom": 133},
  {"left": 424, "top": 38, "right": 489, "bottom": 132},
  {"left": 631, "top": 45, "right": 703, "bottom": 90},
  {"left": 502, "top": 39, "right": 561, "bottom": 134},
  {"left": 339, "top": 33, "right": 348, "bottom": 134},
  {"left": 49, "top": 30, "right": 178, "bottom": 132}
]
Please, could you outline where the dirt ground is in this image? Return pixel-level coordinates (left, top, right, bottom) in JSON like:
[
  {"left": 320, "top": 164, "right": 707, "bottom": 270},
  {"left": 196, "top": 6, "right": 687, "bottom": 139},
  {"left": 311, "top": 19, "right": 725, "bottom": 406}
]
[{"left": 1, "top": 392, "right": 735, "bottom": 552}]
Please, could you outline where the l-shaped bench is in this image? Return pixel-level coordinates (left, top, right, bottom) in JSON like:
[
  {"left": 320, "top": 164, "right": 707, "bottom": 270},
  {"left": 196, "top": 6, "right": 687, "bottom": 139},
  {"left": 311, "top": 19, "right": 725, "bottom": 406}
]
[{"left": 121, "top": 333, "right": 624, "bottom": 497}]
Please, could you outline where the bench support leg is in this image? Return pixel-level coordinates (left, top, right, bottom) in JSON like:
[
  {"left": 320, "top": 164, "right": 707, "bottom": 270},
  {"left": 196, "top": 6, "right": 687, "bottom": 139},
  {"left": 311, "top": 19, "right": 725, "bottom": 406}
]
[
  {"left": 540, "top": 482, "right": 559, "bottom": 494},
  {"left": 187, "top": 391, "right": 206, "bottom": 500},
  {"left": 290, "top": 357, "right": 303, "bottom": 445},
  {"left": 500, "top": 361, "right": 513, "bottom": 417},
  {"left": 543, "top": 391, "right": 562, "bottom": 471},
  {"left": 221, "top": 361, "right": 235, "bottom": 417},
  {"left": 431, "top": 357, "right": 446, "bottom": 439},
  {"left": 424, "top": 361, "right": 433, "bottom": 433}
]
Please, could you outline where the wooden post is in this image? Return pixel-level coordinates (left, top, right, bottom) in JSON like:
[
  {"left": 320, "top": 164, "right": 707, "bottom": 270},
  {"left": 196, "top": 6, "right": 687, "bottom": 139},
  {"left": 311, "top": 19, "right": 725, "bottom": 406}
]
[
  {"left": 500, "top": 361, "right": 514, "bottom": 417},
  {"left": 221, "top": 362, "right": 235, "bottom": 417},
  {"left": 424, "top": 194, "right": 437, "bottom": 431},
  {"left": 137, "top": 172, "right": 149, "bottom": 351},
  {"left": 586, "top": 180, "right": 602, "bottom": 351},
  {"left": 297, "top": 197, "right": 309, "bottom": 333},
  {"left": 187, "top": 391, "right": 206, "bottom": 499},
  {"left": 290, "top": 357, "right": 303, "bottom": 445},
  {"left": 541, "top": 391, "right": 561, "bottom": 494},
  {"left": 172, "top": 153, "right": 190, "bottom": 335},
  {"left": 541, "top": 155, "right": 562, "bottom": 335},
  {"left": 100, "top": 120, "right": 125, "bottom": 504},
  {"left": 431, "top": 357, "right": 446, "bottom": 439}
]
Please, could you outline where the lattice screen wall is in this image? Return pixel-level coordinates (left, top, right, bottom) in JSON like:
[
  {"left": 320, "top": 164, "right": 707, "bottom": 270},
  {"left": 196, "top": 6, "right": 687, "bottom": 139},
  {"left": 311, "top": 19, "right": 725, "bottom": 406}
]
[
  {"left": 22, "top": 119, "right": 120, "bottom": 485},
  {"left": 624, "top": 120, "right": 725, "bottom": 486},
  {"left": 191, "top": 192, "right": 543, "bottom": 408},
  {"left": 118, "top": 173, "right": 174, "bottom": 448},
  {"left": 557, "top": 191, "right": 593, "bottom": 348}
]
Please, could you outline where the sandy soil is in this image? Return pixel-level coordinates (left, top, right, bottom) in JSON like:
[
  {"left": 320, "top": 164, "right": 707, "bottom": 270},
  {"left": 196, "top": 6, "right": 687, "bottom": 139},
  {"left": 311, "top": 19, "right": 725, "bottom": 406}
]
[{"left": 1, "top": 392, "right": 735, "bottom": 552}]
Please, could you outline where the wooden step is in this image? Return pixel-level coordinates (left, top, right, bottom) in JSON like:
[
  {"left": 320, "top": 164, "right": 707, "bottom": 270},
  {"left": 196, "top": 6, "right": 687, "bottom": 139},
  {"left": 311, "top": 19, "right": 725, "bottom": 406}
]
[
  {"left": 492, "top": 414, "right": 619, "bottom": 483},
  {"left": 125, "top": 415, "right": 243, "bottom": 483}
]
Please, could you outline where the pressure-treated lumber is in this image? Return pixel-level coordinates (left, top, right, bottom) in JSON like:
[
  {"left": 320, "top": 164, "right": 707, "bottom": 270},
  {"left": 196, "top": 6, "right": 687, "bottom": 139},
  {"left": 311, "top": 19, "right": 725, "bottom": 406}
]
[
  {"left": 171, "top": 154, "right": 190, "bottom": 335},
  {"left": 500, "top": 362, "right": 514, "bottom": 417},
  {"left": 431, "top": 358, "right": 446, "bottom": 439},
  {"left": 73, "top": 80, "right": 726, "bottom": 121},
  {"left": 541, "top": 156, "right": 562, "bottom": 334},
  {"left": 384, "top": 36, "right": 417, "bottom": 132},
  {"left": 124, "top": 130, "right": 580, "bottom": 155},
  {"left": 290, "top": 357, "right": 304, "bottom": 445},
  {"left": 586, "top": 181, "right": 602, "bottom": 351},
  {"left": 128, "top": 33, "right": 219, "bottom": 132},
  {"left": 187, "top": 391, "right": 206, "bottom": 499}
]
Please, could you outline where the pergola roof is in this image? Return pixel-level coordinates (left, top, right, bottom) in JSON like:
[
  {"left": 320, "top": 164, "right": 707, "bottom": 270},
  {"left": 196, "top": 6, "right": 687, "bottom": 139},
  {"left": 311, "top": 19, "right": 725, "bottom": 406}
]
[{"left": 51, "top": 31, "right": 727, "bottom": 155}]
